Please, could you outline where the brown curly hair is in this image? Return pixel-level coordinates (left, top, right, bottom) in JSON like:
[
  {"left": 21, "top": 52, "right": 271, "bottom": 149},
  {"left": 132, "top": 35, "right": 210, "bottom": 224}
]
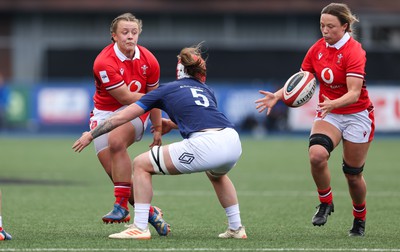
[{"left": 177, "top": 43, "right": 207, "bottom": 83}]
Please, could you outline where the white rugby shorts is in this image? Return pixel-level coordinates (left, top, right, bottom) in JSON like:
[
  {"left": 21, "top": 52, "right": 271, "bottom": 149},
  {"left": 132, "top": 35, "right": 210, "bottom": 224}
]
[
  {"left": 90, "top": 106, "right": 147, "bottom": 154},
  {"left": 315, "top": 108, "right": 375, "bottom": 143},
  {"left": 149, "top": 128, "right": 242, "bottom": 176}
]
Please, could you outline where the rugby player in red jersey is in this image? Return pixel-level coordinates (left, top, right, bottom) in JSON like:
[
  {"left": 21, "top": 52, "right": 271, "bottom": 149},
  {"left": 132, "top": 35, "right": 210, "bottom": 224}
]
[
  {"left": 256, "top": 3, "right": 374, "bottom": 237},
  {"left": 90, "top": 13, "right": 169, "bottom": 236}
]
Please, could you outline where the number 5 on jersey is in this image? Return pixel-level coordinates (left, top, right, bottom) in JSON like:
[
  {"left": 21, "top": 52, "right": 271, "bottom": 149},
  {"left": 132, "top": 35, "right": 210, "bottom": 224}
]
[{"left": 191, "top": 88, "right": 209, "bottom": 107}]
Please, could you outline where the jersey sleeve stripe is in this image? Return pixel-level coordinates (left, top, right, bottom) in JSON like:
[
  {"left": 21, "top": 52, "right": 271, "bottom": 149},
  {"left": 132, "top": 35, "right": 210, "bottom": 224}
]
[
  {"left": 147, "top": 80, "right": 159, "bottom": 87},
  {"left": 347, "top": 73, "right": 364, "bottom": 79},
  {"left": 136, "top": 101, "right": 149, "bottom": 111},
  {"left": 105, "top": 80, "right": 125, "bottom": 91}
]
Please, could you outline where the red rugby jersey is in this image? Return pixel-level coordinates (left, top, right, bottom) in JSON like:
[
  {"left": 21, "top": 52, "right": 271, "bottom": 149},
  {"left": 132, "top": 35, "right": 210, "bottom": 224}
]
[
  {"left": 93, "top": 43, "right": 160, "bottom": 112},
  {"left": 301, "top": 33, "right": 372, "bottom": 114}
]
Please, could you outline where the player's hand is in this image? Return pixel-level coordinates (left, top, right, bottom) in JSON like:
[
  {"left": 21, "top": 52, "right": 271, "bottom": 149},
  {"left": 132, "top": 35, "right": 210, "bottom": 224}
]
[
  {"left": 151, "top": 118, "right": 174, "bottom": 136},
  {"left": 255, "top": 90, "right": 279, "bottom": 116},
  {"left": 317, "top": 94, "right": 334, "bottom": 119},
  {"left": 72, "top": 131, "right": 93, "bottom": 153},
  {"left": 149, "top": 130, "right": 162, "bottom": 148}
]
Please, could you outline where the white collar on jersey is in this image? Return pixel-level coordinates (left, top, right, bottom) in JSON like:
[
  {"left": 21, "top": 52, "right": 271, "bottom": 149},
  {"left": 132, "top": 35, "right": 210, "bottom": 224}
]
[
  {"left": 326, "top": 32, "right": 350, "bottom": 49},
  {"left": 113, "top": 43, "right": 141, "bottom": 62}
]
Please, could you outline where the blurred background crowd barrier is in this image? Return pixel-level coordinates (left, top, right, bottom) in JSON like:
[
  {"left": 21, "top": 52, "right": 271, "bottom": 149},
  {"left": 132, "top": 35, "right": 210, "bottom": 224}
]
[
  {"left": 0, "top": 0, "right": 399, "bottom": 135},
  {"left": 1, "top": 83, "right": 399, "bottom": 136}
]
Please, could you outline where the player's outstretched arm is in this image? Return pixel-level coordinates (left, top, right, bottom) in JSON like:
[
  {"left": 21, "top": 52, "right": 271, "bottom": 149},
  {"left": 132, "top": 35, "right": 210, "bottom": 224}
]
[
  {"left": 72, "top": 131, "right": 94, "bottom": 152},
  {"left": 255, "top": 88, "right": 282, "bottom": 116},
  {"left": 72, "top": 103, "right": 145, "bottom": 152}
]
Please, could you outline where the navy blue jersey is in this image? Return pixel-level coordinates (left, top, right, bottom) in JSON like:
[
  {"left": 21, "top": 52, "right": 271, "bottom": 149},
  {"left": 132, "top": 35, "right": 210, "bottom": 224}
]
[{"left": 136, "top": 78, "right": 235, "bottom": 138}]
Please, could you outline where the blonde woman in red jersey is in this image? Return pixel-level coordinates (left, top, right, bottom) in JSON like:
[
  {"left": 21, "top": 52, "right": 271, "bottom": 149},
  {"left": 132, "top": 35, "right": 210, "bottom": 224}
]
[
  {"left": 256, "top": 3, "right": 374, "bottom": 237},
  {"left": 90, "top": 13, "right": 169, "bottom": 236}
]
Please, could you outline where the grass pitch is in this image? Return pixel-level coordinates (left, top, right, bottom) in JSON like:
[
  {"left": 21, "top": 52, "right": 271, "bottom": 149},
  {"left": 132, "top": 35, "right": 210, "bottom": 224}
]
[{"left": 0, "top": 134, "right": 399, "bottom": 251}]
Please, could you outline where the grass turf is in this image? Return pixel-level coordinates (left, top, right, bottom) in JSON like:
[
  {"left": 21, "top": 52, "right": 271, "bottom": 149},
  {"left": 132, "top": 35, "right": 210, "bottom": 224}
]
[{"left": 0, "top": 135, "right": 399, "bottom": 251}]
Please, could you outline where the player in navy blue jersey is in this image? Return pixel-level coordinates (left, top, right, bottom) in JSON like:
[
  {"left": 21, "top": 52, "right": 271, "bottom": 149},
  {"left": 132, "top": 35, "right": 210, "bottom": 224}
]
[{"left": 73, "top": 43, "right": 247, "bottom": 240}]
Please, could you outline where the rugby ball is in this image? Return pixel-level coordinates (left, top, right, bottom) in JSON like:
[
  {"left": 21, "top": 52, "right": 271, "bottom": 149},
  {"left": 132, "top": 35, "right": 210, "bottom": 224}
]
[{"left": 282, "top": 71, "right": 316, "bottom": 107}]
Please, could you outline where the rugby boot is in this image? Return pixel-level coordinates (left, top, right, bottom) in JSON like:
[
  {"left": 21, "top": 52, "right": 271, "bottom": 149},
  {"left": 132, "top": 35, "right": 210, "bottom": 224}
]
[
  {"left": 109, "top": 223, "right": 151, "bottom": 240},
  {"left": 348, "top": 218, "right": 365, "bottom": 237},
  {"left": 148, "top": 206, "right": 170, "bottom": 236},
  {"left": 0, "top": 227, "right": 12, "bottom": 240},
  {"left": 102, "top": 204, "right": 130, "bottom": 224},
  {"left": 312, "top": 202, "right": 334, "bottom": 226},
  {"left": 218, "top": 226, "right": 247, "bottom": 239}
]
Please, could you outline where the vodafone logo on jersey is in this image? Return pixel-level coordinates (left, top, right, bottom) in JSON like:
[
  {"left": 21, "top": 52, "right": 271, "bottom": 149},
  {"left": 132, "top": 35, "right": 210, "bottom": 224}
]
[
  {"left": 321, "top": 68, "right": 334, "bottom": 84},
  {"left": 128, "top": 80, "right": 142, "bottom": 93}
]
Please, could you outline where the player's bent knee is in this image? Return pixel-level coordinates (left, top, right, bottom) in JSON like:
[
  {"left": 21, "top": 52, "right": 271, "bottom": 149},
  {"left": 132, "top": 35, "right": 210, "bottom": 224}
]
[
  {"left": 132, "top": 156, "right": 142, "bottom": 170},
  {"left": 108, "top": 139, "right": 126, "bottom": 153},
  {"left": 309, "top": 133, "right": 334, "bottom": 156},
  {"left": 342, "top": 160, "right": 364, "bottom": 175}
]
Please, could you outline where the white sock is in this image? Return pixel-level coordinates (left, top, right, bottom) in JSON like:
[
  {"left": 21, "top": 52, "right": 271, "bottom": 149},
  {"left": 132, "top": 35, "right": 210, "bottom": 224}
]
[
  {"left": 225, "top": 204, "right": 241, "bottom": 230},
  {"left": 0, "top": 216, "right": 2, "bottom": 227},
  {"left": 134, "top": 203, "right": 151, "bottom": 230}
]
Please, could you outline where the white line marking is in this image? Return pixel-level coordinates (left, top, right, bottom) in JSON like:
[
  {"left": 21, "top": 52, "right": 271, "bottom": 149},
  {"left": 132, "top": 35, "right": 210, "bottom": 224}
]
[
  {"left": 1, "top": 248, "right": 400, "bottom": 252},
  {"left": 153, "top": 190, "right": 400, "bottom": 197}
]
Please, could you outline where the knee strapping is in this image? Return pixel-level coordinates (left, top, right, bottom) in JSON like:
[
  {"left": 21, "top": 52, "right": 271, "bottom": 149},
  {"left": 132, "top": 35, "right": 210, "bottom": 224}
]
[
  {"left": 150, "top": 146, "right": 168, "bottom": 175},
  {"left": 342, "top": 160, "right": 364, "bottom": 175},
  {"left": 309, "top": 133, "right": 334, "bottom": 155}
]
